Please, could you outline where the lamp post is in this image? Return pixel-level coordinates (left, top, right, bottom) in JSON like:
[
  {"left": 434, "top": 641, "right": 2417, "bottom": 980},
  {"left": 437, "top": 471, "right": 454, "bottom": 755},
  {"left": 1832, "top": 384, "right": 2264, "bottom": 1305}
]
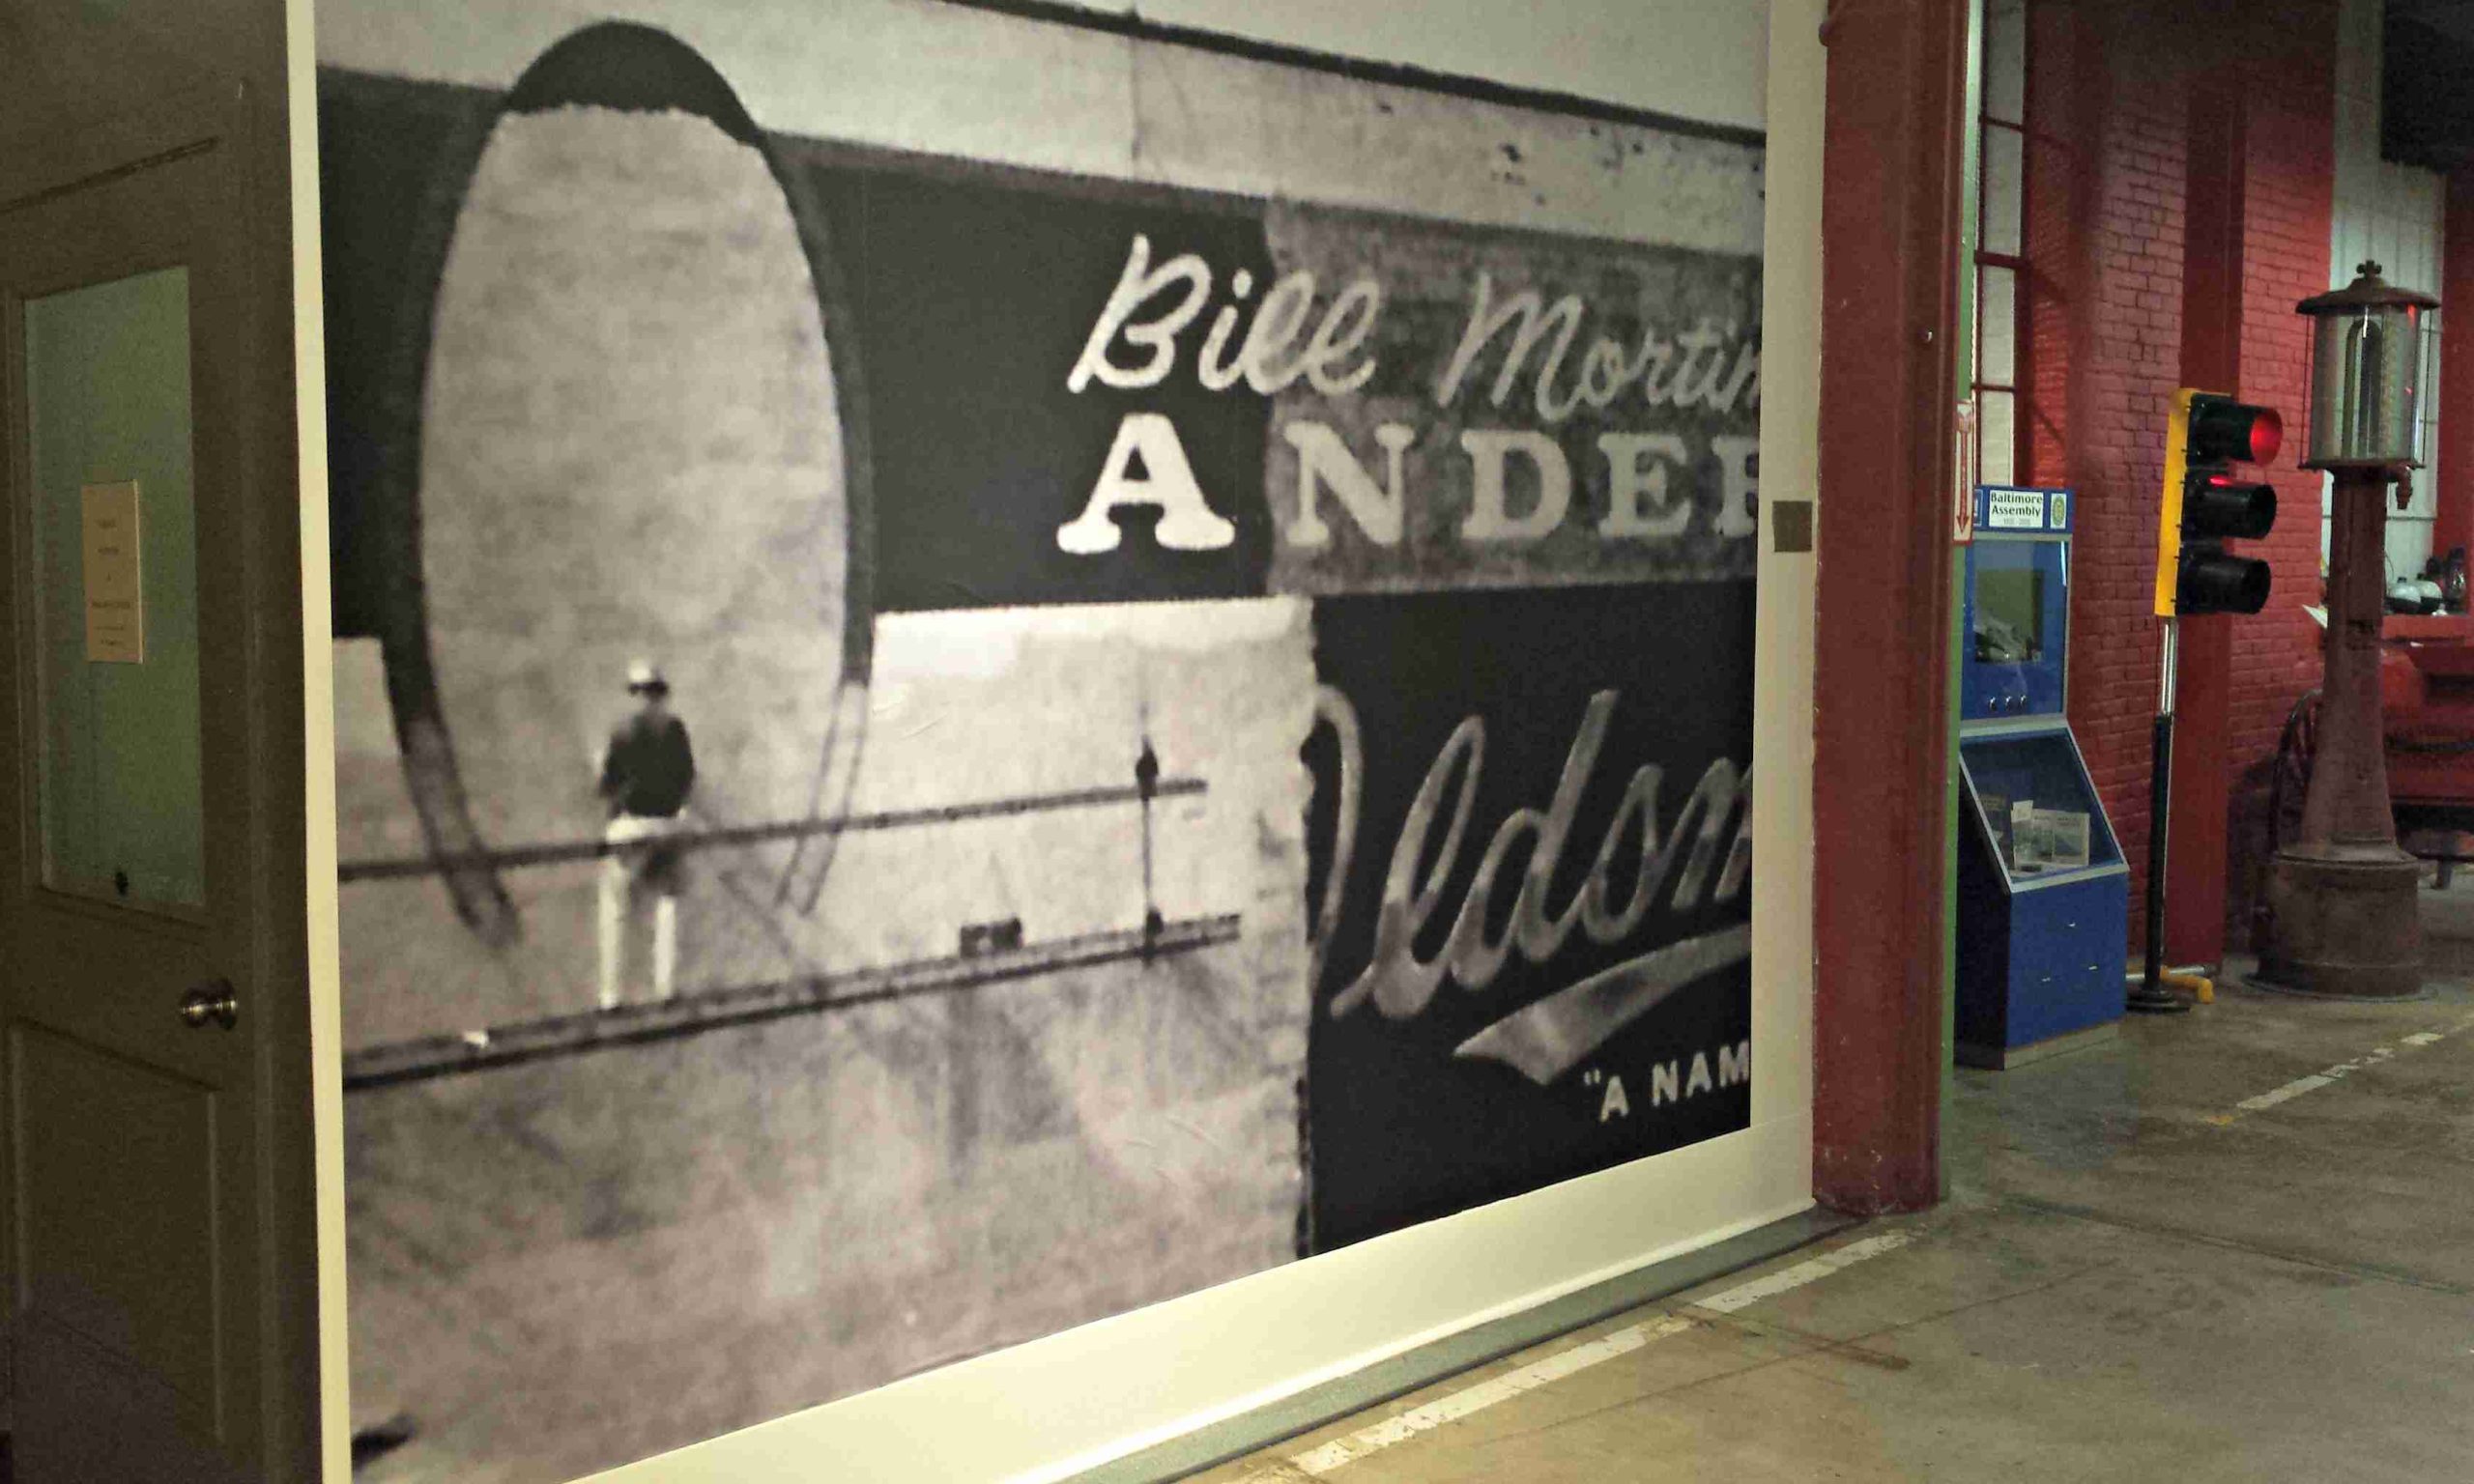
[{"left": 2258, "top": 262, "right": 2436, "bottom": 998}]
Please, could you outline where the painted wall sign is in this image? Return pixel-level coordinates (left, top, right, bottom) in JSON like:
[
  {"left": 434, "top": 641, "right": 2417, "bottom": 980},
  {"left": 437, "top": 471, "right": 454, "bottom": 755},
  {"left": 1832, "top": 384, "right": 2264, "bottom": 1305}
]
[
  {"left": 315, "top": 10, "right": 1764, "bottom": 1479},
  {"left": 1262, "top": 208, "right": 1759, "bottom": 594},
  {"left": 1304, "top": 584, "right": 1752, "bottom": 1248}
]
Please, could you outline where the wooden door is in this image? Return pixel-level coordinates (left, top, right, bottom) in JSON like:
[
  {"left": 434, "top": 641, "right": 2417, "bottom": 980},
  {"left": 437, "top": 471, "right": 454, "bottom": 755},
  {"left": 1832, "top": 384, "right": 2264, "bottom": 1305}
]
[{"left": 0, "top": 104, "right": 319, "bottom": 1484}]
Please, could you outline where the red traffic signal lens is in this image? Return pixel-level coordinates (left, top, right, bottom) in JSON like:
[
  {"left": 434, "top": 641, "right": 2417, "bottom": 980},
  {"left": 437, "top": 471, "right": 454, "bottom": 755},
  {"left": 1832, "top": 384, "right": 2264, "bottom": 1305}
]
[{"left": 2188, "top": 396, "right": 2283, "bottom": 466}]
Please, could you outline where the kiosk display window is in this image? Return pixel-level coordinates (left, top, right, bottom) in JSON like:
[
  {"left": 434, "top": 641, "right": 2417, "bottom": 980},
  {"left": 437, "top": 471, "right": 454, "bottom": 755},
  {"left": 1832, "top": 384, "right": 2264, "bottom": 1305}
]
[
  {"left": 1960, "top": 527, "right": 2069, "bottom": 721},
  {"left": 1960, "top": 730, "right": 2122, "bottom": 881},
  {"left": 1971, "top": 551, "right": 2046, "bottom": 665}
]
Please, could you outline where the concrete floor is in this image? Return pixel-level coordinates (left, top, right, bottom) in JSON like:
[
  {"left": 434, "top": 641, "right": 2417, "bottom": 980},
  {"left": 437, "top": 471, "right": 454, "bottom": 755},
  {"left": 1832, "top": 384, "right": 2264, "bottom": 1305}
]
[{"left": 1191, "top": 883, "right": 2474, "bottom": 1482}]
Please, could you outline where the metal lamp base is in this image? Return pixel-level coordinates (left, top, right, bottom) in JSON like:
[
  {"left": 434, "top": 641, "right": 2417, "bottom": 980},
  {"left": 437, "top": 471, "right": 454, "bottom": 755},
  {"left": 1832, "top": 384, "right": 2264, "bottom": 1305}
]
[{"left": 2256, "top": 849, "right": 2425, "bottom": 999}]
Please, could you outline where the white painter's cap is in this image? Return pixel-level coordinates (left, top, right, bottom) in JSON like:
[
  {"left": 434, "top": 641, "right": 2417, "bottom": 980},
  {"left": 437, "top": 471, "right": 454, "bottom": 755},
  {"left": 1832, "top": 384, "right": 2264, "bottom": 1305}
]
[{"left": 625, "top": 659, "right": 669, "bottom": 694}]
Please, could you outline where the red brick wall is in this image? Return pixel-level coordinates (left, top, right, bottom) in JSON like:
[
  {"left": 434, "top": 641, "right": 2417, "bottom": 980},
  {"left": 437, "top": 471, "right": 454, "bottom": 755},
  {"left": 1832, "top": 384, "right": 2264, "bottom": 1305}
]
[
  {"left": 2034, "top": 0, "right": 2337, "bottom": 953},
  {"left": 2051, "top": 2, "right": 2185, "bottom": 946}
]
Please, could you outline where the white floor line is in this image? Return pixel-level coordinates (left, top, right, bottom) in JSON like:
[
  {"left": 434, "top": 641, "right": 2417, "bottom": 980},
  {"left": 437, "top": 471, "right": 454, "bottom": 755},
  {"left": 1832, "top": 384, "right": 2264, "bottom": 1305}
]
[
  {"left": 2234, "top": 1072, "right": 2338, "bottom": 1112},
  {"left": 1233, "top": 1231, "right": 1917, "bottom": 1481},
  {"left": 1687, "top": 1231, "right": 1915, "bottom": 1314},
  {"left": 2215, "top": 1017, "right": 2468, "bottom": 1124}
]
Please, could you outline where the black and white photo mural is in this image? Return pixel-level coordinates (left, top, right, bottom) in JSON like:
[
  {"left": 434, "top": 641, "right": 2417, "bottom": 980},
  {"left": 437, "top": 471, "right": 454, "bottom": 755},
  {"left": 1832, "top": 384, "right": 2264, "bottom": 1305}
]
[{"left": 320, "top": 7, "right": 1763, "bottom": 1477}]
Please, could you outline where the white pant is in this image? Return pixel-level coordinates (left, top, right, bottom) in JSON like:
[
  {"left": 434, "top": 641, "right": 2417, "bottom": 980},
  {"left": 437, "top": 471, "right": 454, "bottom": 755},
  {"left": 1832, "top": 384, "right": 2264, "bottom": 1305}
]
[{"left": 598, "top": 813, "right": 682, "bottom": 1011}]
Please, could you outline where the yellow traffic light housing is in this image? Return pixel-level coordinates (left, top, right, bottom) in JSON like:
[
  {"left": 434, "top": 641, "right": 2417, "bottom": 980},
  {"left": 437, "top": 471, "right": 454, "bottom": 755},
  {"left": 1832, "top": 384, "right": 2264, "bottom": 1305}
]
[{"left": 2154, "top": 388, "right": 2282, "bottom": 616}]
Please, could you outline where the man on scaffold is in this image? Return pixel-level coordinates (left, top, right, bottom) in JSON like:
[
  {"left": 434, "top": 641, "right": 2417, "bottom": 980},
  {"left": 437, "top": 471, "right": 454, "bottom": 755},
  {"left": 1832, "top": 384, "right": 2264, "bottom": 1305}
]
[{"left": 596, "top": 659, "right": 696, "bottom": 1010}]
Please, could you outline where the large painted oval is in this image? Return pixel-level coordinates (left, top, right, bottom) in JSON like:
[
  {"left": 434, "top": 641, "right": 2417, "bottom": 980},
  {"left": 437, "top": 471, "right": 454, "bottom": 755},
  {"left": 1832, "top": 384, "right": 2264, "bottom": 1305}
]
[{"left": 363, "top": 31, "right": 865, "bottom": 1037}]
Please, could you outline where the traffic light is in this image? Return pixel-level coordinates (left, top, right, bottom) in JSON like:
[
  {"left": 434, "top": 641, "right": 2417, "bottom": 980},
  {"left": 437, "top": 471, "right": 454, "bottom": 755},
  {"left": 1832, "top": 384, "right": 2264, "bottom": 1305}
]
[{"left": 2155, "top": 389, "right": 2283, "bottom": 616}]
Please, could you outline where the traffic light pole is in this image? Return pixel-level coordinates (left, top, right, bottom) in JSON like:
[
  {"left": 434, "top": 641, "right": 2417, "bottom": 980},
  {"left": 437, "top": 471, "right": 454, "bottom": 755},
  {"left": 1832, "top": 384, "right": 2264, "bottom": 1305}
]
[
  {"left": 2132, "top": 617, "right": 2193, "bottom": 1014},
  {"left": 2148, "top": 387, "right": 2283, "bottom": 1012}
]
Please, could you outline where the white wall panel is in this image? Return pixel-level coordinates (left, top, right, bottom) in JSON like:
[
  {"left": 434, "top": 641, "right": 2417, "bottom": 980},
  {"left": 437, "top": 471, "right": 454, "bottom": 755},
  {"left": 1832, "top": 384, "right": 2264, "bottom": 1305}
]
[{"left": 2330, "top": 0, "right": 2447, "bottom": 581}]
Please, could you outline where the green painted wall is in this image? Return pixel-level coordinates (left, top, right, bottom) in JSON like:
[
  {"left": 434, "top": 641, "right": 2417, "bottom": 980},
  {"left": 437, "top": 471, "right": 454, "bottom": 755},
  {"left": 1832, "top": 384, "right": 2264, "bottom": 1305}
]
[{"left": 1945, "top": 0, "right": 1987, "bottom": 1192}]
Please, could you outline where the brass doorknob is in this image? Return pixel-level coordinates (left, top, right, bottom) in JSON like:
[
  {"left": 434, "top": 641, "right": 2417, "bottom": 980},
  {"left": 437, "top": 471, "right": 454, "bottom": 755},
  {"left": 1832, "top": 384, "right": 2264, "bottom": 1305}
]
[{"left": 179, "top": 981, "right": 239, "bottom": 1031}]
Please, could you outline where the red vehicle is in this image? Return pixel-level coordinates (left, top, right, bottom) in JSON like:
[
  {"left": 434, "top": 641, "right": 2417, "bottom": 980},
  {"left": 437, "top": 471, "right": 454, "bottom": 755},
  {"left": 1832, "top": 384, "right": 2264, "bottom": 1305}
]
[{"left": 2273, "top": 613, "right": 2474, "bottom": 879}]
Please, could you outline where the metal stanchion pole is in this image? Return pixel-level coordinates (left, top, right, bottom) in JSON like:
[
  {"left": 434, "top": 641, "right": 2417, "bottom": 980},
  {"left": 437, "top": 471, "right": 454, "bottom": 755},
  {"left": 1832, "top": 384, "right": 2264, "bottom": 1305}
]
[{"left": 2131, "top": 616, "right": 2193, "bottom": 1013}]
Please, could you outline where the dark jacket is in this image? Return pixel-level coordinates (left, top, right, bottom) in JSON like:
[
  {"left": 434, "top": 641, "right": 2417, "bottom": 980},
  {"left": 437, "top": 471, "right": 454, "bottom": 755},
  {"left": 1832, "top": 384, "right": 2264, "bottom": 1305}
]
[{"left": 599, "top": 711, "right": 695, "bottom": 818}]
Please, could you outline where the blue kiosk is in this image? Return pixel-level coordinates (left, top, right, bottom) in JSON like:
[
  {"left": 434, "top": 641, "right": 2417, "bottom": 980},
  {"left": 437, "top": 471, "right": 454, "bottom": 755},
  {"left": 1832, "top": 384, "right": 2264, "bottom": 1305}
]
[{"left": 1956, "top": 485, "right": 2129, "bottom": 1068}]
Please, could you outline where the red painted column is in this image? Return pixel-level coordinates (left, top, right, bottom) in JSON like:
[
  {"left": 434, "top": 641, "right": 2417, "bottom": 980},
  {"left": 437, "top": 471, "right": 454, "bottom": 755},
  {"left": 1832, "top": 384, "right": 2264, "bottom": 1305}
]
[
  {"left": 1811, "top": 0, "right": 1970, "bottom": 1215},
  {"left": 2165, "top": 47, "right": 2242, "bottom": 965},
  {"left": 2438, "top": 165, "right": 2474, "bottom": 567}
]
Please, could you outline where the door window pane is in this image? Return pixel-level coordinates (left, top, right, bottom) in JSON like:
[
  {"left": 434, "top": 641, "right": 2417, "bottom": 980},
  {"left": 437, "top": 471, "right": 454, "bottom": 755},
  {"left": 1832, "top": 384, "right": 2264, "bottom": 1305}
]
[
  {"left": 1980, "top": 265, "right": 2018, "bottom": 385},
  {"left": 1985, "top": 0, "right": 2028, "bottom": 125},
  {"left": 1983, "top": 127, "right": 2024, "bottom": 258},
  {"left": 24, "top": 268, "right": 204, "bottom": 910},
  {"left": 1978, "top": 389, "right": 2017, "bottom": 486}
]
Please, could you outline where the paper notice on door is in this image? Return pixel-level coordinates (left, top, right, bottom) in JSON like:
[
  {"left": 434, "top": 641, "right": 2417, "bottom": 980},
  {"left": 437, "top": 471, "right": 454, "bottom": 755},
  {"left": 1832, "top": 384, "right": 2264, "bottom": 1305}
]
[{"left": 81, "top": 481, "right": 144, "bottom": 664}]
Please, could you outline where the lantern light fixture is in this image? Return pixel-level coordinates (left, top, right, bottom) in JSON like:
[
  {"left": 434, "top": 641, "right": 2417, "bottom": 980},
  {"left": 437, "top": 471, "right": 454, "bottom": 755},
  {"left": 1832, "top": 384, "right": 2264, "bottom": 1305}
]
[{"left": 2295, "top": 261, "right": 2438, "bottom": 471}]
